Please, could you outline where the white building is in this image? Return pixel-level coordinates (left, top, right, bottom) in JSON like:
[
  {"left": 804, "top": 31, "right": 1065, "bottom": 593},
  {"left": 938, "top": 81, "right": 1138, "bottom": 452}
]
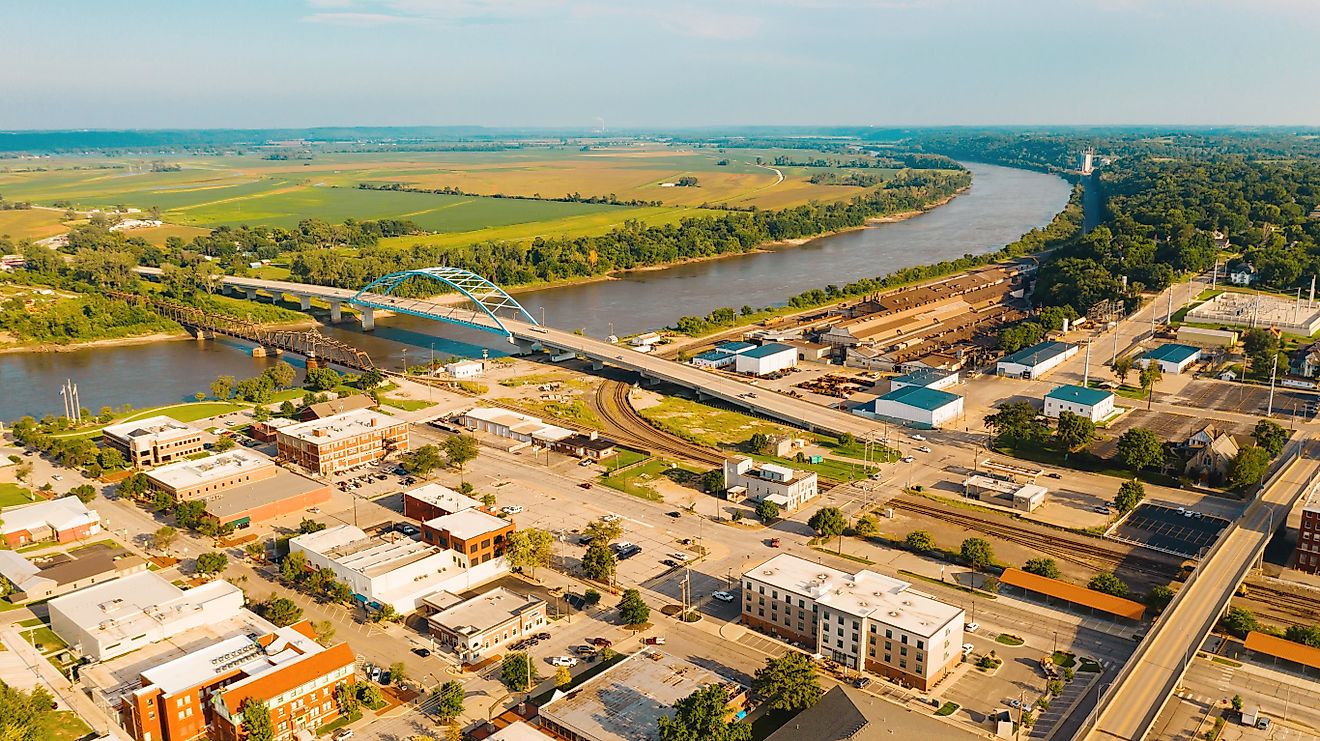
[
  {"left": 734, "top": 343, "right": 798, "bottom": 376},
  {"left": 444, "top": 360, "right": 484, "bottom": 379},
  {"left": 424, "top": 587, "right": 547, "bottom": 663},
  {"left": 289, "top": 524, "right": 506, "bottom": 614},
  {"left": 1230, "top": 265, "right": 1259, "bottom": 286},
  {"left": 630, "top": 332, "right": 662, "bottom": 348},
  {"left": 858, "top": 385, "right": 963, "bottom": 429},
  {"left": 723, "top": 458, "right": 818, "bottom": 511},
  {"left": 1138, "top": 343, "right": 1202, "bottom": 374},
  {"left": 889, "top": 368, "right": 960, "bottom": 392},
  {"left": 1043, "top": 385, "right": 1116, "bottom": 423},
  {"left": 48, "top": 571, "right": 246, "bottom": 661},
  {"left": 996, "top": 341, "right": 1079, "bottom": 379},
  {"left": 101, "top": 415, "right": 205, "bottom": 467},
  {"left": 962, "top": 475, "right": 1048, "bottom": 512},
  {"left": 456, "top": 407, "right": 574, "bottom": 447},
  {"left": 690, "top": 341, "right": 756, "bottom": 370},
  {"left": 741, "top": 554, "right": 964, "bottom": 690}
]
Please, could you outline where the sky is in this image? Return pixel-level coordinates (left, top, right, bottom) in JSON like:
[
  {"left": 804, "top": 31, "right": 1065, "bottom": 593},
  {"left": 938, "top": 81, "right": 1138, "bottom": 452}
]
[{"left": 2, "top": 0, "right": 1318, "bottom": 130}]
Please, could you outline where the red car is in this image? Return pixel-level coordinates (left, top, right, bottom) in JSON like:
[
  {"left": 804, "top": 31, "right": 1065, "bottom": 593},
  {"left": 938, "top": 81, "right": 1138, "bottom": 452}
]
[{"left": 769, "top": 538, "right": 781, "bottom": 548}]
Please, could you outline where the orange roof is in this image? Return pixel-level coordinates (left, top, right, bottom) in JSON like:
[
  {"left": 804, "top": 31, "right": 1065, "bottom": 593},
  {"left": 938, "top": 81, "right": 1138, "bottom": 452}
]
[
  {"left": 999, "top": 568, "right": 1145, "bottom": 621},
  {"left": 288, "top": 619, "right": 319, "bottom": 641},
  {"left": 220, "top": 642, "right": 355, "bottom": 715},
  {"left": 1244, "top": 631, "right": 1320, "bottom": 670}
]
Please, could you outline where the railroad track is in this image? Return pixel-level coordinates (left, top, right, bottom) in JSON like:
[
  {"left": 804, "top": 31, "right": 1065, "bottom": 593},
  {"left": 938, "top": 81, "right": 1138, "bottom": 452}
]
[
  {"left": 887, "top": 496, "right": 1179, "bottom": 578},
  {"left": 1239, "top": 579, "right": 1320, "bottom": 625},
  {"left": 591, "top": 380, "right": 727, "bottom": 467}
]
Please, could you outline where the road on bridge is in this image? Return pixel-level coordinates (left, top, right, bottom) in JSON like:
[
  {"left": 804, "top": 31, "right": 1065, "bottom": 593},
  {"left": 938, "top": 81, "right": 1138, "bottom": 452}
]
[{"left": 1085, "top": 441, "right": 1320, "bottom": 741}]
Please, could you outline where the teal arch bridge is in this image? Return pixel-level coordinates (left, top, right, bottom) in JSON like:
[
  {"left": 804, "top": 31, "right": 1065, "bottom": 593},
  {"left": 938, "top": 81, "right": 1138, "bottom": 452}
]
[{"left": 352, "top": 267, "right": 540, "bottom": 337}]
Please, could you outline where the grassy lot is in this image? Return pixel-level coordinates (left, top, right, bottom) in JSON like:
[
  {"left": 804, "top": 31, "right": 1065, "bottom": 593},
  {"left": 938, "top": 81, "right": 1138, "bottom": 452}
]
[
  {"left": 122, "top": 222, "right": 212, "bottom": 246},
  {"left": 23, "top": 626, "right": 67, "bottom": 653},
  {"left": 0, "top": 208, "right": 69, "bottom": 240},
  {"left": 52, "top": 401, "right": 248, "bottom": 439},
  {"left": 637, "top": 395, "right": 790, "bottom": 449},
  {"left": 994, "top": 441, "right": 1181, "bottom": 488},
  {"left": 48, "top": 711, "right": 92, "bottom": 741},
  {"left": 0, "top": 483, "right": 39, "bottom": 508},
  {"left": 600, "top": 459, "right": 701, "bottom": 502},
  {"left": 380, "top": 396, "right": 435, "bottom": 411},
  {"left": 600, "top": 448, "right": 650, "bottom": 470},
  {"left": 522, "top": 399, "right": 602, "bottom": 429},
  {"left": 315, "top": 710, "right": 362, "bottom": 736}
]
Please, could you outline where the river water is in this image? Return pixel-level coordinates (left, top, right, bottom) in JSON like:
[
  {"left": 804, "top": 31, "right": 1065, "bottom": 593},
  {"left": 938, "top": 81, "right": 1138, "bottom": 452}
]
[{"left": 0, "top": 162, "right": 1070, "bottom": 421}]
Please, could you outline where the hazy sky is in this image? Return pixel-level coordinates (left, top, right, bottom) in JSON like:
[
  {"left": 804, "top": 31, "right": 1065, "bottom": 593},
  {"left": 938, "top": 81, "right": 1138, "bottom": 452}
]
[{"left": 3, "top": 0, "right": 1318, "bottom": 129}]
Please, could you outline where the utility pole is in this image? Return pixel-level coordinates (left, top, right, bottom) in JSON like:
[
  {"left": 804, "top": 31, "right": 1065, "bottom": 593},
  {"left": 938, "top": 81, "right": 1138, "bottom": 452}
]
[
  {"left": 1083, "top": 342, "right": 1092, "bottom": 388},
  {"left": 1268, "top": 352, "right": 1279, "bottom": 417}
]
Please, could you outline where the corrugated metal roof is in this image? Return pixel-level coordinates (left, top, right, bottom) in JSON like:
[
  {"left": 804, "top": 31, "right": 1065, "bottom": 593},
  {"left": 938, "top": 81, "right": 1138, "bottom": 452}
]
[
  {"left": 742, "top": 342, "right": 795, "bottom": 359},
  {"left": 999, "top": 341, "right": 1076, "bottom": 368},
  {"left": 876, "top": 384, "right": 961, "bottom": 412},
  {"left": 1244, "top": 630, "right": 1320, "bottom": 670},
  {"left": 1000, "top": 568, "right": 1145, "bottom": 621},
  {"left": 1046, "top": 384, "right": 1114, "bottom": 406},
  {"left": 1143, "top": 343, "right": 1201, "bottom": 364}
]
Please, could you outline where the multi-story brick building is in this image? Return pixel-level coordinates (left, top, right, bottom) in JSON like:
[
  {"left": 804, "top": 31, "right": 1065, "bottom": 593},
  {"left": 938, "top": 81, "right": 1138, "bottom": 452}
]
[
  {"left": 421, "top": 509, "right": 515, "bottom": 568},
  {"left": 424, "top": 587, "right": 546, "bottom": 663},
  {"left": 275, "top": 409, "right": 408, "bottom": 475},
  {"left": 1295, "top": 490, "right": 1320, "bottom": 574},
  {"left": 102, "top": 416, "right": 205, "bottom": 468},
  {"left": 402, "top": 483, "right": 482, "bottom": 522},
  {"left": 145, "top": 449, "right": 276, "bottom": 501},
  {"left": 121, "top": 621, "right": 355, "bottom": 741},
  {"left": 741, "top": 554, "right": 964, "bottom": 691}
]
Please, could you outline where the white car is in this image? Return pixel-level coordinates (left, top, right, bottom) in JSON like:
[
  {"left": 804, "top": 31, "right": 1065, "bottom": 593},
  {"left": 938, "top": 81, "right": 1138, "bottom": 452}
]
[
  {"left": 910, "top": 434, "right": 927, "bottom": 442},
  {"left": 601, "top": 514, "right": 621, "bottom": 523},
  {"left": 916, "top": 446, "right": 932, "bottom": 453},
  {"left": 901, "top": 456, "right": 915, "bottom": 463},
  {"left": 670, "top": 552, "right": 691, "bottom": 562},
  {"left": 712, "top": 591, "right": 736, "bottom": 603},
  {"left": 501, "top": 505, "right": 524, "bottom": 515},
  {"left": 550, "top": 656, "right": 579, "bottom": 667},
  {"left": 333, "top": 730, "right": 354, "bottom": 741},
  {"left": 962, "top": 643, "right": 975, "bottom": 657},
  {"left": 965, "top": 622, "right": 980, "bottom": 633}
]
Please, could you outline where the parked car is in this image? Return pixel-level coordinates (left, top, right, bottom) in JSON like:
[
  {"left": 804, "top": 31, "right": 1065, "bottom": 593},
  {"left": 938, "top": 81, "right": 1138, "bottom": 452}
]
[
  {"left": 712, "top": 591, "right": 736, "bottom": 603},
  {"left": 1046, "top": 472, "right": 1062, "bottom": 479},
  {"left": 578, "top": 482, "right": 593, "bottom": 489},
  {"left": 853, "top": 677, "right": 872, "bottom": 689},
  {"left": 965, "top": 622, "right": 980, "bottom": 633},
  {"left": 644, "top": 636, "right": 666, "bottom": 645},
  {"left": 769, "top": 538, "right": 781, "bottom": 548},
  {"left": 579, "top": 459, "right": 593, "bottom": 467},
  {"left": 662, "top": 559, "right": 679, "bottom": 568},
  {"left": 412, "top": 647, "right": 431, "bottom": 657},
  {"left": 666, "top": 511, "right": 682, "bottom": 518},
  {"left": 535, "top": 632, "right": 551, "bottom": 641},
  {"left": 588, "top": 637, "right": 613, "bottom": 648},
  {"left": 901, "top": 456, "right": 915, "bottom": 463},
  {"left": 550, "top": 656, "right": 579, "bottom": 667},
  {"left": 1008, "top": 698, "right": 1022, "bottom": 709},
  {"left": 602, "top": 514, "right": 621, "bottom": 523},
  {"left": 577, "top": 535, "right": 594, "bottom": 545},
  {"left": 962, "top": 643, "right": 976, "bottom": 657},
  {"left": 670, "top": 552, "right": 691, "bottom": 561},
  {"left": 501, "top": 505, "right": 524, "bottom": 515},
  {"left": 910, "top": 434, "right": 927, "bottom": 441},
  {"left": 333, "top": 729, "right": 354, "bottom": 741},
  {"left": 915, "top": 445, "right": 932, "bottom": 453},
  {"left": 380, "top": 671, "right": 391, "bottom": 685},
  {"left": 571, "top": 645, "right": 596, "bottom": 655}
]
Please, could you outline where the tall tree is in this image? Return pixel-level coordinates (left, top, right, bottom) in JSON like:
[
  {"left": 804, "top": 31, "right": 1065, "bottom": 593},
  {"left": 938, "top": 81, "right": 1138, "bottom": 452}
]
[
  {"left": 657, "top": 684, "right": 751, "bottom": 741},
  {"left": 583, "top": 518, "right": 624, "bottom": 544},
  {"left": 500, "top": 652, "right": 537, "bottom": 692},
  {"left": 1112, "top": 356, "right": 1134, "bottom": 385},
  {"left": 210, "top": 375, "right": 235, "bottom": 400},
  {"left": 241, "top": 698, "right": 274, "bottom": 741},
  {"left": 582, "top": 542, "right": 616, "bottom": 582},
  {"left": 1116, "top": 428, "right": 1164, "bottom": 472},
  {"left": 1054, "top": 411, "right": 1096, "bottom": 454},
  {"left": 961, "top": 538, "right": 994, "bottom": 571},
  {"left": 1252, "top": 419, "right": 1289, "bottom": 457},
  {"left": 401, "top": 445, "right": 444, "bottom": 478},
  {"left": 1114, "top": 479, "right": 1146, "bottom": 513},
  {"left": 1139, "top": 363, "right": 1163, "bottom": 408},
  {"left": 1228, "top": 446, "right": 1271, "bottom": 490},
  {"left": 1023, "top": 558, "right": 1061, "bottom": 579},
  {"left": 1087, "top": 572, "right": 1129, "bottom": 597},
  {"left": 619, "top": 589, "right": 650, "bottom": 626},
  {"left": 434, "top": 680, "right": 465, "bottom": 721},
  {"left": 504, "top": 528, "right": 555, "bottom": 576},
  {"left": 444, "top": 435, "right": 480, "bottom": 480},
  {"left": 984, "top": 401, "right": 1048, "bottom": 445},
  {"left": 265, "top": 361, "right": 296, "bottom": 390},
  {"left": 751, "top": 652, "right": 823, "bottom": 712}
]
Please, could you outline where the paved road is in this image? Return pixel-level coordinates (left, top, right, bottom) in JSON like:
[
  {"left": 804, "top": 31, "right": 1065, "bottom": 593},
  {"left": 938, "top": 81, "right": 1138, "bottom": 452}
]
[{"left": 1085, "top": 443, "right": 1320, "bottom": 741}]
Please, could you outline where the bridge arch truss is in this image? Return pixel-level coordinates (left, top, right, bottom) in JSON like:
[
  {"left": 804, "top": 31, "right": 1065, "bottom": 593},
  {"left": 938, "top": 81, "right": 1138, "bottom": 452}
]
[{"left": 351, "top": 267, "right": 539, "bottom": 336}]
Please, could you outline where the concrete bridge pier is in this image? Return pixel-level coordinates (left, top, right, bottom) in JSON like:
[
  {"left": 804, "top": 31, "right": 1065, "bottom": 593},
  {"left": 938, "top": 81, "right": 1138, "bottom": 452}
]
[
  {"left": 509, "top": 337, "right": 540, "bottom": 356},
  {"left": 245, "top": 288, "right": 258, "bottom": 301},
  {"left": 221, "top": 284, "right": 234, "bottom": 296},
  {"left": 299, "top": 295, "right": 312, "bottom": 311},
  {"left": 193, "top": 328, "right": 214, "bottom": 340},
  {"left": 329, "top": 300, "right": 342, "bottom": 323},
  {"left": 360, "top": 307, "right": 375, "bottom": 331},
  {"left": 591, "top": 359, "right": 605, "bottom": 371}
]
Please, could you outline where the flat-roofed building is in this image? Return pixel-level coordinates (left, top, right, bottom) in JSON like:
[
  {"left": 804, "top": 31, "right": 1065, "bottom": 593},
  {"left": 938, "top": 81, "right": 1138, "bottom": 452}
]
[
  {"left": 722, "top": 457, "right": 818, "bottom": 511},
  {"left": 0, "top": 544, "right": 147, "bottom": 603},
  {"left": 0, "top": 495, "right": 102, "bottom": 548},
  {"left": 742, "top": 554, "right": 964, "bottom": 690},
  {"left": 858, "top": 385, "right": 964, "bottom": 429},
  {"left": 201, "top": 470, "right": 332, "bottom": 530},
  {"left": 1294, "top": 486, "right": 1320, "bottom": 574},
  {"left": 403, "top": 483, "right": 482, "bottom": 522},
  {"left": 102, "top": 416, "right": 205, "bottom": 467},
  {"left": 145, "top": 449, "right": 276, "bottom": 501},
  {"left": 121, "top": 621, "right": 356, "bottom": 741},
  {"left": 735, "top": 343, "right": 798, "bottom": 376},
  {"left": 888, "top": 368, "right": 959, "bottom": 392},
  {"left": 456, "top": 407, "right": 574, "bottom": 447},
  {"left": 48, "top": 571, "right": 246, "bottom": 662},
  {"left": 1044, "top": 385, "right": 1116, "bottom": 423},
  {"left": 424, "top": 587, "right": 547, "bottom": 663},
  {"left": 1138, "top": 343, "right": 1202, "bottom": 374},
  {"left": 276, "top": 409, "right": 409, "bottom": 475},
  {"left": 962, "top": 475, "right": 1048, "bottom": 512},
  {"left": 250, "top": 417, "right": 298, "bottom": 443},
  {"left": 538, "top": 649, "right": 747, "bottom": 741},
  {"left": 290, "top": 524, "right": 507, "bottom": 613},
  {"left": 995, "top": 341, "right": 1078, "bottom": 380},
  {"left": 554, "top": 432, "right": 618, "bottom": 461},
  {"left": 444, "top": 360, "right": 484, "bottom": 379},
  {"left": 422, "top": 509, "right": 515, "bottom": 568}
]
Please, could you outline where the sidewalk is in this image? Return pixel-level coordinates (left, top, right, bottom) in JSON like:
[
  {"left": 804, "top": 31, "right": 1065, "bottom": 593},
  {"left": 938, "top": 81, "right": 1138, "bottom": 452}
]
[{"left": 0, "top": 625, "right": 130, "bottom": 739}]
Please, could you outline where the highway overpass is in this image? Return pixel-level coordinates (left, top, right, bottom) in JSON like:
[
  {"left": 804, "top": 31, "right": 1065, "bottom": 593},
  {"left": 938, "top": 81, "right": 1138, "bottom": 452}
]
[{"left": 1083, "top": 442, "right": 1320, "bottom": 741}]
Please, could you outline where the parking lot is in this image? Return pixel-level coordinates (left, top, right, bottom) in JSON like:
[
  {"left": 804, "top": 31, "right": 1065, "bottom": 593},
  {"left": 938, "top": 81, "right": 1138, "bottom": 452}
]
[
  {"left": 1173, "top": 380, "right": 1320, "bottom": 419},
  {"left": 1110, "top": 503, "right": 1231, "bottom": 557}
]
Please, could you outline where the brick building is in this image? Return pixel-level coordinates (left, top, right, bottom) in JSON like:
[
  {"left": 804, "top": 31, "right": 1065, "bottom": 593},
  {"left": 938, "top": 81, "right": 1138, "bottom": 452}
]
[
  {"left": 146, "top": 450, "right": 276, "bottom": 501},
  {"left": 402, "top": 483, "right": 482, "bottom": 522},
  {"left": 423, "top": 587, "right": 547, "bottom": 663},
  {"left": 421, "top": 509, "right": 515, "bottom": 568},
  {"left": 0, "top": 496, "right": 102, "bottom": 548},
  {"left": 102, "top": 416, "right": 205, "bottom": 468},
  {"left": 276, "top": 409, "right": 409, "bottom": 475},
  {"left": 121, "top": 621, "right": 355, "bottom": 741},
  {"left": 1295, "top": 490, "right": 1320, "bottom": 574}
]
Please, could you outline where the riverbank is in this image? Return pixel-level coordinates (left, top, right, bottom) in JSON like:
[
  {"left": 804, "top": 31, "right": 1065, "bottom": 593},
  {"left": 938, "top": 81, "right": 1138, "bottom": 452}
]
[{"left": 0, "top": 318, "right": 318, "bottom": 355}]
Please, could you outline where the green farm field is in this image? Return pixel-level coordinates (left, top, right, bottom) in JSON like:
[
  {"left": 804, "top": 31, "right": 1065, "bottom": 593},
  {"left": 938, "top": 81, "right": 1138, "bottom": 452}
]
[{"left": 0, "top": 208, "right": 72, "bottom": 240}]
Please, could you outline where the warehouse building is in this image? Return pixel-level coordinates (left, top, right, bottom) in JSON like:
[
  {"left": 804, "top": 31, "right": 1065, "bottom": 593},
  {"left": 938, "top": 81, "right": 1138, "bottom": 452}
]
[
  {"left": 457, "top": 407, "right": 574, "bottom": 447},
  {"left": 734, "top": 343, "right": 798, "bottom": 376},
  {"left": 276, "top": 409, "right": 409, "bottom": 475},
  {"left": 290, "top": 524, "right": 507, "bottom": 614},
  {"left": 1177, "top": 326, "right": 1238, "bottom": 349},
  {"left": 690, "top": 341, "right": 755, "bottom": 369},
  {"left": 1138, "top": 343, "right": 1202, "bottom": 374},
  {"left": 741, "top": 554, "right": 964, "bottom": 690},
  {"left": 995, "top": 341, "right": 1079, "bottom": 379},
  {"left": 0, "top": 495, "right": 101, "bottom": 548},
  {"left": 424, "top": 587, "right": 547, "bottom": 664},
  {"left": 146, "top": 449, "right": 331, "bottom": 529},
  {"left": 145, "top": 449, "right": 276, "bottom": 501},
  {"left": 1044, "top": 385, "right": 1116, "bottom": 423},
  {"left": 857, "top": 385, "right": 964, "bottom": 429},
  {"left": 722, "top": 457, "right": 818, "bottom": 511},
  {"left": 962, "top": 475, "right": 1048, "bottom": 512},
  {"left": 889, "top": 368, "right": 960, "bottom": 392},
  {"left": 49, "top": 571, "right": 246, "bottom": 662},
  {"left": 102, "top": 415, "right": 205, "bottom": 467}
]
